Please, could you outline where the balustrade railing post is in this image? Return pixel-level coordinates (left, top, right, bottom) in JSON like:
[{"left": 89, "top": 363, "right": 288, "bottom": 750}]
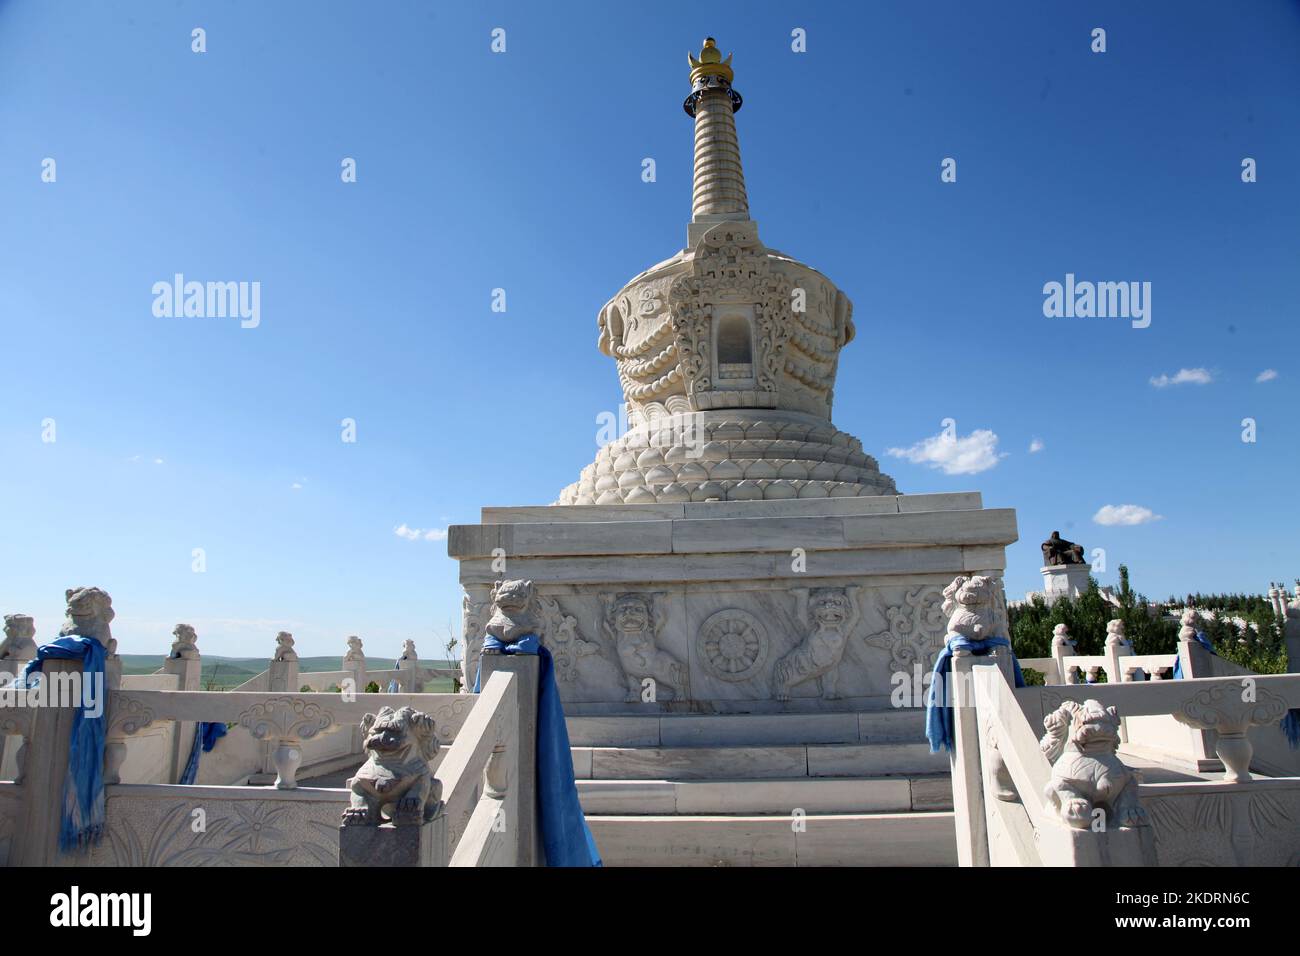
[
  {"left": 479, "top": 652, "right": 540, "bottom": 866},
  {"left": 15, "top": 659, "right": 81, "bottom": 865},
  {"left": 948, "top": 651, "right": 991, "bottom": 867},
  {"left": 162, "top": 626, "right": 203, "bottom": 782}
]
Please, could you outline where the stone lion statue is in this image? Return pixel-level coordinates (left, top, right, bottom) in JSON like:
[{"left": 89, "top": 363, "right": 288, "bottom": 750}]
[
  {"left": 773, "top": 587, "right": 860, "bottom": 701},
  {"left": 60, "top": 587, "right": 116, "bottom": 652},
  {"left": 341, "top": 706, "right": 442, "bottom": 827},
  {"left": 1039, "top": 699, "right": 1146, "bottom": 830},
  {"left": 0, "top": 614, "right": 36, "bottom": 662},
  {"left": 344, "top": 635, "right": 364, "bottom": 662},
  {"left": 482, "top": 579, "right": 537, "bottom": 651},
  {"left": 273, "top": 631, "right": 297, "bottom": 662},
  {"left": 601, "top": 592, "right": 688, "bottom": 703},
  {"left": 169, "top": 623, "right": 199, "bottom": 660},
  {"left": 944, "top": 575, "right": 999, "bottom": 641}
]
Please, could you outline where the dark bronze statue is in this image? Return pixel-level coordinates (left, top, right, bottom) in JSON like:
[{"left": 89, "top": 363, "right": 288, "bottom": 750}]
[{"left": 1042, "top": 531, "right": 1086, "bottom": 567}]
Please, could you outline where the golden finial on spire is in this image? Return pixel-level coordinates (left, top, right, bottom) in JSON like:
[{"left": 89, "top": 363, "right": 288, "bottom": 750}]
[{"left": 688, "top": 37, "right": 734, "bottom": 86}]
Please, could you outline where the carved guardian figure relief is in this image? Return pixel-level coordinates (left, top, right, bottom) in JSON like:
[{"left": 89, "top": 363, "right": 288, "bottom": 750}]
[
  {"left": 602, "top": 592, "right": 689, "bottom": 702},
  {"left": 772, "top": 587, "right": 862, "bottom": 701}
]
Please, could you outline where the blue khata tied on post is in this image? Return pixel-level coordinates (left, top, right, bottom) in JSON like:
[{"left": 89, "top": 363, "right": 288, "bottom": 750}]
[
  {"left": 475, "top": 634, "right": 602, "bottom": 867},
  {"left": 925, "top": 635, "right": 1025, "bottom": 754},
  {"left": 178, "top": 720, "right": 228, "bottom": 786},
  {"left": 21, "top": 635, "right": 108, "bottom": 853}
]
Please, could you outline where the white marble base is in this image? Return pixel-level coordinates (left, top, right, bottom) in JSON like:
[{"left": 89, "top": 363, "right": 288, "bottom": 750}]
[
  {"left": 449, "top": 492, "right": 1017, "bottom": 713},
  {"left": 1040, "top": 563, "right": 1091, "bottom": 604}
]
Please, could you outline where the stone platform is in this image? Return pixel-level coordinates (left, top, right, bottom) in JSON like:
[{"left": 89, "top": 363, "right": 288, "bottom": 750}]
[{"left": 448, "top": 492, "right": 1017, "bottom": 713}]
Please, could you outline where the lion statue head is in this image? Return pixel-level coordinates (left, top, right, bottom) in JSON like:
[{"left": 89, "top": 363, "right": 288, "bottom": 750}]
[
  {"left": 360, "top": 705, "right": 439, "bottom": 765},
  {"left": 170, "top": 623, "right": 199, "bottom": 659},
  {"left": 60, "top": 586, "right": 115, "bottom": 645},
  {"left": 485, "top": 579, "right": 537, "bottom": 645},
  {"left": 1, "top": 614, "right": 36, "bottom": 660}
]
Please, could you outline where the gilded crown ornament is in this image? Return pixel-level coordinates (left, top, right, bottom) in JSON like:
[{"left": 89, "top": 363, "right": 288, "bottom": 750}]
[{"left": 685, "top": 37, "right": 741, "bottom": 116}]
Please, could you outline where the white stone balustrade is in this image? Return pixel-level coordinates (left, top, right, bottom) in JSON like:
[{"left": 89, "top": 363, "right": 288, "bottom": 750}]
[{"left": 948, "top": 650, "right": 1300, "bottom": 866}]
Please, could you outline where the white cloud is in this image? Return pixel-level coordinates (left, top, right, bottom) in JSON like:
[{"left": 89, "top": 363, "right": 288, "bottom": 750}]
[
  {"left": 1028, "top": 438, "right": 1044, "bottom": 454},
  {"left": 886, "top": 428, "right": 1006, "bottom": 476},
  {"left": 1093, "top": 504, "right": 1163, "bottom": 526},
  {"left": 1149, "top": 368, "right": 1212, "bottom": 388},
  {"left": 394, "top": 524, "right": 447, "bottom": 542},
  {"left": 1256, "top": 368, "right": 1278, "bottom": 383},
  {"left": 290, "top": 482, "right": 304, "bottom": 491}
]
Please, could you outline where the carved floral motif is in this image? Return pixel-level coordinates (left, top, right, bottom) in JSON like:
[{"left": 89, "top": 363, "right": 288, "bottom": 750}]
[
  {"left": 238, "top": 697, "right": 334, "bottom": 742},
  {"left": 862, "top": 585, "right": 946, "bottom": 673}
]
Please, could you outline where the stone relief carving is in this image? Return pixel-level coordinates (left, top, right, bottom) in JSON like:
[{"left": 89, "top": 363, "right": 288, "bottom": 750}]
[
  {"left": 341, "top": 706, "right": 442, "bottom": 827},
  {"left": 697, "top": 608, "right": 770, "bottom": 682},
  {"left": 106, "top": 694, "right": 156, "bottom": 738},
  {"left": 1039, "top": 699, "right": 1147, "bottom": 830},
  {"left": 462, "top": 591, "right": 490, "bottom": 686},
  {"left": 773, "top": 587, "right": 861, "bottom": 701},
  {"left": 238, "top": 697, "right": 334, "bottom": 742},
  {"left": 536, "top": 594, "right": 600, "bottom": 684},
  {"left": 600, "top": 592, "right": 689, "bottom": 702},
  {"left": 169, "top": 623, "right": 199, "bottom": 660},
  {"left": 668, "top": 223, "right": 792, "bottom": 410},
  {"left": 1173, "top": 680, "right": 1290, "bottom": 783},
  {"left": 862, "top": 585, "right": 946, "bottom": 673},
  {"left": 98, "top": 800, "right": 337, "bottom": 866}
]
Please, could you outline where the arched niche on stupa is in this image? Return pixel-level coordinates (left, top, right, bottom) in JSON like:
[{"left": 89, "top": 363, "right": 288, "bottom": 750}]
[{"left": 712, "top": 308, "right": 756, "bottom": 389}]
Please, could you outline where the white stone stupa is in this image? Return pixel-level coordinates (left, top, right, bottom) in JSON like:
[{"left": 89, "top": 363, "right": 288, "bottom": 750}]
[
  {"left": 449, "top": 39, "right": 1019, "bottom": 715},
  {"left": 557, "top": 37, "right": 896, "bottom": 507}
]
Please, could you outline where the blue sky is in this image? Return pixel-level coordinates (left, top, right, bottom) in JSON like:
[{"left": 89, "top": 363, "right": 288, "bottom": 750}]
[{"left": 2, "top": 1, "right": 1297, "bottom": 657}]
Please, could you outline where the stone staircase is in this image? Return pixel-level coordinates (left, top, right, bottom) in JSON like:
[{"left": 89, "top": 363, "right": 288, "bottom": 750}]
[{"left": 569, "top": 709, "right": 957, "bottom": 866}]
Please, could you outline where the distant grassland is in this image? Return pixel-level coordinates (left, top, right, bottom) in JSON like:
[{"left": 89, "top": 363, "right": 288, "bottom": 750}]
[{"left": 118, "top": 655, "right": 461, "bottom": 692}]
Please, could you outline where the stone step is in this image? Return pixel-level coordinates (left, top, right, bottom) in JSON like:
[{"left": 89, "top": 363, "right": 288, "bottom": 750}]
[
  {"left": 577, "top": 774, "right": 952, "bottom": 815},
  {"left": 585, "top": 811, "right": 957, "bottom": 866},
  {"left": 571, "top": 741, "right": 948, "bottom": 780},
  {"left": 567, "top": 709, "right": 926, "bottom": 748}
]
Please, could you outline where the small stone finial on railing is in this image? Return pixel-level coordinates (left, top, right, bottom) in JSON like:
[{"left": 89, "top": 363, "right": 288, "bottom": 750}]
[
  {"left": 341, "top": 706, "right": 442, "bottom": 827},
  {"left": 273, "top": 631, "right": 298, "bottom": 662},
  {"left": 169, "top": 623, "right": 200, "bottom": 660},
  {"left": 0, "top": 614, "right": 37, "bottom": 665},
  {"left": 1039, "top": 699, "right": 1147, "bottom": 830},
  {"left": 344, "top": 635, "right": 365, "bottom": 663},
  {"left": 1178, "top": 609, "right": 1200, "bottom": 642},
  {"left": 399, "top": 639, "right": 417, "bottom": 662},
  {"left": 1105, "top": 618, "right": 1130, "bottom": 648}
]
